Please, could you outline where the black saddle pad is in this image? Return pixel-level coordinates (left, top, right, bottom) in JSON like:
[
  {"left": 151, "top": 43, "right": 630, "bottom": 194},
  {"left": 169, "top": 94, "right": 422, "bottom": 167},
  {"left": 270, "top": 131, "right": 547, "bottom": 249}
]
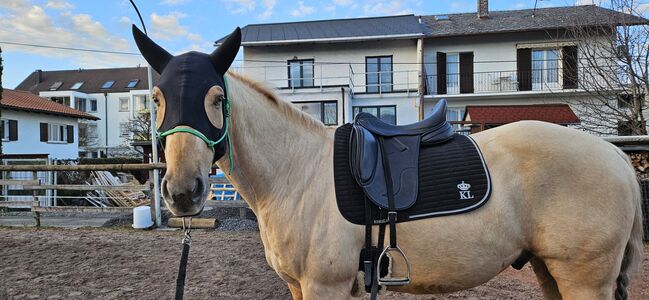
[{"left": 334, "top": 123, "right": 492, "bottom": 225}]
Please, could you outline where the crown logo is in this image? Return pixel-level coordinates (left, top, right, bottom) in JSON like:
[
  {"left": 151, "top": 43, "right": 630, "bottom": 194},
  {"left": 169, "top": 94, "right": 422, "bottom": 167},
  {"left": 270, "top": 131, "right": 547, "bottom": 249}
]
[{"left": 457, "top": 181, "right": 471, "bottom": 191}]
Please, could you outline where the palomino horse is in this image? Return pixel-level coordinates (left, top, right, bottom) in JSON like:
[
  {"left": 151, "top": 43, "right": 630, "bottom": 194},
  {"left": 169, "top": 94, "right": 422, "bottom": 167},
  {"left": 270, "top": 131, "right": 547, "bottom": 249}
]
[{"left": 133, "top": 26, "right": 643, "bottom": 299}]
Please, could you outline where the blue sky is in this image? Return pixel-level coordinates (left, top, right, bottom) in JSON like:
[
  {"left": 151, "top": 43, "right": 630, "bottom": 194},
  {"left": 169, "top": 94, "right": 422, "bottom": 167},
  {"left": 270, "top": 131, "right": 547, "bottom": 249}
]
[{"left": 0, "top": 0, "right": 609, "bottom": 88}]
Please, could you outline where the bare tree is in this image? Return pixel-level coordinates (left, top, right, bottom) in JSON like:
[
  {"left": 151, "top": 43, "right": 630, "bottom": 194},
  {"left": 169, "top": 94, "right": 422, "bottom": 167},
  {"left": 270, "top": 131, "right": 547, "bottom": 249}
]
[
  {"left": 127, "top": 110, "right": 152, "bottom": 142},
  {"left": 565, "top": 0, "right": 649, "bottom": 135}
]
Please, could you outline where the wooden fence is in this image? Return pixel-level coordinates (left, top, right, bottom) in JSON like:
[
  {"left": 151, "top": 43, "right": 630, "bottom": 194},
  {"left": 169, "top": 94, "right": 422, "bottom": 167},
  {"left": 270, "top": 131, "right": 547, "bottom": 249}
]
[{"left": 0, "top": 163, "right": 248, "bottom": 227}]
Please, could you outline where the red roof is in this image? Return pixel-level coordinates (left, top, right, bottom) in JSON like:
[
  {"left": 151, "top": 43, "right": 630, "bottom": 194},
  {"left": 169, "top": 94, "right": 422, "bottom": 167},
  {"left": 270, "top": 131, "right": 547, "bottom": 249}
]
[
  {"left": 1, "top": 89, "right": 98, "bottom": 120},
  {"left": 464, "top": 104, "right": 580, "bottom": 125}
]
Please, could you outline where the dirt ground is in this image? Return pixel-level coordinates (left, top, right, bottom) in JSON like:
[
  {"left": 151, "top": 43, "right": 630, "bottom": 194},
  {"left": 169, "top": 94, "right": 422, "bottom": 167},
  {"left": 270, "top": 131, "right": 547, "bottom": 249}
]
[{"left": 0, "top": 227, "right": 646, "bottom": 300}]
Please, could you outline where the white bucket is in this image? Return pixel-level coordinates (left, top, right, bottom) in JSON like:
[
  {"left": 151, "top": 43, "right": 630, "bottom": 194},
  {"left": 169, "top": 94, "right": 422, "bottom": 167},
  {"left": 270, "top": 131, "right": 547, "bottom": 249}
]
[{"left": 132, "top": 206, "right": 154, "bottom": 229}]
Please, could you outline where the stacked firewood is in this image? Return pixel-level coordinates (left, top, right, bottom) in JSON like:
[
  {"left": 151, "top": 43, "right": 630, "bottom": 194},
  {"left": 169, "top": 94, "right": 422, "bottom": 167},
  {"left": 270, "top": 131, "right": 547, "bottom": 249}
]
[{"left": 628, "top": 152, "right": 649, "bottom": 180}]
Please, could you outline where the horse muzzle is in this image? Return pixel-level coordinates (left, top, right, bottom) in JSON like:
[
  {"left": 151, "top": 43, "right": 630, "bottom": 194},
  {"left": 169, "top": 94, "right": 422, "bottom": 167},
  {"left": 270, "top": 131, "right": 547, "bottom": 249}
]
[{"left": 161, "top": 176, "right": 207, "bottom": 217}]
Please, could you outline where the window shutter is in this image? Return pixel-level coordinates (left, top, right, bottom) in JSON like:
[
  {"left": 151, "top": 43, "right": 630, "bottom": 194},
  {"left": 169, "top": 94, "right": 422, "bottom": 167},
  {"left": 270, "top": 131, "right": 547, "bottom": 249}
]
[
  {"left": 436, "top": 52, "right": 447, "bottom": 94},
  {"left": 40, "top": 123, "right": 48, "bottom": 142},
  {"left": 8, "top": 120, "right": 18, "bottom": 141},
  {"left": 517, "top": 48, "right": 532, "bottom": 91},
  {"left": 67, "top": 125, "right": 74, "bottom": 143},
  {"left": 562, "top": 46, "right": 578, "bottom": 89},
  {"left": 459, "top": 52, "right": 474, "bottom": 94}
]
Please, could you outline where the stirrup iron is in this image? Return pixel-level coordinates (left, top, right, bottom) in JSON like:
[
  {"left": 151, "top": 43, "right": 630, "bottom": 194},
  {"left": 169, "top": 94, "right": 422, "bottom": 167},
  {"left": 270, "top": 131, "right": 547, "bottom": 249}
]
[{"left": 377, "top": 245, "right": 411, "bottom": 286}]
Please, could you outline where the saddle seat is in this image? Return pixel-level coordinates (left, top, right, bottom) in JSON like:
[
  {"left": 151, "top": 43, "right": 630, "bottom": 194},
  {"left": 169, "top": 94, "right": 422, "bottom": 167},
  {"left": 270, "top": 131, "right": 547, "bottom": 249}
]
[
  {"left": 350, "top": 99, "right": 455, "bottom": 211},
  {"left": 354, "top": 99, "right": 453, "bottom": 144}
]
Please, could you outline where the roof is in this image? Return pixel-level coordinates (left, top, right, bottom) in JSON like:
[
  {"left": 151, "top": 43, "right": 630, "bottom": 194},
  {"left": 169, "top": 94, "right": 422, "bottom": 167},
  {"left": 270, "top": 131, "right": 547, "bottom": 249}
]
[
  {"left": 421, "top": 5, "right": 649, "bottom": 38},
  {"left": 216, "top": 15, "right": 425, "bottom": 46},
  {"left": 463, "top": 104, "right": 580, "bottom": 125},
  {"left": 15, "top": 67, "right": 160, "bottom": 94},
  {"left": 1, "top": 89, "right": 99, "bottom": 120}
]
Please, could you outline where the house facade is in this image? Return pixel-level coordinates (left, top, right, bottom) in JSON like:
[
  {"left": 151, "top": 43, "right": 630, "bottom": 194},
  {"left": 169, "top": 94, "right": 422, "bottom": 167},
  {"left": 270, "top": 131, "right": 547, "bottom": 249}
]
[
  {"left": 15, "top": 67, "right": 158, "bottom": 157},
  {"left": 222, "top": 2, "right": 646, "bottom": 134},
  {"left": 1, "top": 89, "right": 98, "bottom": 160}
]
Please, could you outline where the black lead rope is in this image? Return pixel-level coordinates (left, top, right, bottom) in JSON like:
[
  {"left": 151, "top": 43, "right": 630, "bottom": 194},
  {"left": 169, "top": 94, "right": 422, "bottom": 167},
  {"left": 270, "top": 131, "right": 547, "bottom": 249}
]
[{"left": 175, "top": 218, "right": 192, "bottom": 300}]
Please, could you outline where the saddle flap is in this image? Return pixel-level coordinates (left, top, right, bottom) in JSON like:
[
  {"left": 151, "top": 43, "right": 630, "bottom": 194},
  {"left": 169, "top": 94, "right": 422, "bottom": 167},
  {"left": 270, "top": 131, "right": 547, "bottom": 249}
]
[{"left": 352, "top": 127, "right": 380, "bottom": 184}]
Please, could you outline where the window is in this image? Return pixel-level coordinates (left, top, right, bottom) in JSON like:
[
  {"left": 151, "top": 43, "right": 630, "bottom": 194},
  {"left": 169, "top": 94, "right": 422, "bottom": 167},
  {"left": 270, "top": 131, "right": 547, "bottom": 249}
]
[
  {"left": 617, "top": 93, "right": 644, "bottom": 109},
  {"left": 532, "top": 49, "right": 559, "bottom": 90},
  {"left": 288, "top": 59, "right": 314, "bottom": 88},
  {"left": 353, "top": 105, "right": 396, "bottom": 125},
  {"left": 49, "top": 81, "right": 63, "bottom": 91},
  {"left": 101, "top": 80, "right": 115, "bottom": 89},
  {"left": 446, "top": 53, "right": 460, "bottom": 94},
  {"left": 48, "top": 124, "right": 68, "bottom": 143},
  {"left": 120, "top": 122, "right": 130, "bottom": 137},
  {"left": 445, "top": 107, "right": 465, "bottom": 131},
  {"left": 89, "top": 99, "right": 97, "bottom": 112},
  {"left": 294, "top": 101, "right": 337, "bottom": 125},
  {"left": 126, "top": 79, "right": 140, "bottom": 88},
  {"left": 70, "top": 82, "right": 84, "bottom": 90},
  {"left": 134, "top": 95, "right": 150, "bottom": 112},
  {"left": 119, "top": 97, "right": 130, "bottom": 112},
  {"left": 1, "top": 119, "right": 8, "bottom": 141},
  {"left": 366, "top": 56, "right": 393, "bottom": 93},
  {"left": 49, "top": 96, "right": 70, "bottom": 106},
  {"left": 75, "top": 97, "right": 87, "bottom": 112}
]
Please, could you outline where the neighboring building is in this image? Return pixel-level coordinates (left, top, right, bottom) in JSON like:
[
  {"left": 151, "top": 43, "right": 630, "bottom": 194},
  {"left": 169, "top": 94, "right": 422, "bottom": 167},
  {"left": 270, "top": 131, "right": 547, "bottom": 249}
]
[
  {"left": 15, "top": 67, "right": 159, "bottom": 157},
  {"left": 1, "top": 89, "right": 98, "bottom": 160},
  {"left": 219, "top": 2, "right": 646, "bottom": 134}
]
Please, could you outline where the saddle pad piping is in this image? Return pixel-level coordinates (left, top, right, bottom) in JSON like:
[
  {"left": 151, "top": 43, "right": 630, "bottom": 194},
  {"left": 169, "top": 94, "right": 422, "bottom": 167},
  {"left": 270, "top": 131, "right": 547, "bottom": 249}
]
[{"left": 407, "top": 136, "right": 491, "bottom": 219}]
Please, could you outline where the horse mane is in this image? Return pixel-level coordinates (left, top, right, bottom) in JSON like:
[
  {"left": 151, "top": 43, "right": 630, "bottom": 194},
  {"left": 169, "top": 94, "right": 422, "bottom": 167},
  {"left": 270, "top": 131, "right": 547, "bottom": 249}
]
[{"left": 227, "top": 71, "right": 329, "bottom": 134}]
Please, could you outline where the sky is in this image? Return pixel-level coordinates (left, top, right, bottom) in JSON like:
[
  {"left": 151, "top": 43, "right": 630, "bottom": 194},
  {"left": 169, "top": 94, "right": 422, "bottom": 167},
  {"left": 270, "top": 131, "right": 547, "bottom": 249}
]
[{"left": 0, "top": 0, "right": 624, "bottom": 88}]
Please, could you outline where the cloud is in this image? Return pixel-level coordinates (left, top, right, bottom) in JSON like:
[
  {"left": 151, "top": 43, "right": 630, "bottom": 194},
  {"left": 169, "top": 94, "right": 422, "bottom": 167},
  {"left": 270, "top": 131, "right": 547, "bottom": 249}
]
[
  {"left": 222, "top": 0, "right": 256, "bottom": 14},
  {"left": 324, "top": 5, "right": 336, "bottom": 12},
  {"left": 161, "top": 0, "right": 192, "bottom": 5},
  {"left": 0, "top": 1, "right": 141, "bottom": 68},
  {"left": 119, "top": 16, "right": 132, "bottom": 26},
  {"left": 259, "top": 0, "right": 276, "bottom": 20},
  {"left": 45, "top": 0, "right": 74, "bottom": 10},
  {"left": 291, "top": 1, "right": 315, "bottom": 17},
  {"left": 187, "top": 33, "right": 203, "bottom": 42},
  {"left": 512, "top": 2, "right": 527, "bottom": 9},
  {"left": 363, "top": 1, "right": 412, "bottom": 15},
  {"left": 333, "top": 0, "right": 354, "bottom": 6},
  {"left": 150, "top": 12, "right": 188, "bottom": 41}
]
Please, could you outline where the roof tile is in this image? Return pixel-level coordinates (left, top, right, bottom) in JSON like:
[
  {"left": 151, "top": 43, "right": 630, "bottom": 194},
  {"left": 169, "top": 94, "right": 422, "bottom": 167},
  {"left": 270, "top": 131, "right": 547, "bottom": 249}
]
[
  {"left": 464, "top": 104, "right": 580, "bottom": 125},
  {"left": 1, "top": 89, "right": 99, "bottom": 120}
]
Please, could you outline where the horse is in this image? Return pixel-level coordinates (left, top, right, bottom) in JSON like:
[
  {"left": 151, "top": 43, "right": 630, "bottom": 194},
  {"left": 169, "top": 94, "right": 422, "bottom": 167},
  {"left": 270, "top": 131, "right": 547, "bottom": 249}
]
[{"left": 132, "top": 26, "right": 644, "bottom": 299}]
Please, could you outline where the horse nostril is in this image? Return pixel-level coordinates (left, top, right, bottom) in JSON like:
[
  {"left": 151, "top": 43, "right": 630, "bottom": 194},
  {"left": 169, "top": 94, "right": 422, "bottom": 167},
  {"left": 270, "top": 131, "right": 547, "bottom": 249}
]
[
  {"left": 161, "top": 179, "right": 170, "bottom": 199},
  {"left": 193, "top": 178, "right": 204, "bottom": 198}
]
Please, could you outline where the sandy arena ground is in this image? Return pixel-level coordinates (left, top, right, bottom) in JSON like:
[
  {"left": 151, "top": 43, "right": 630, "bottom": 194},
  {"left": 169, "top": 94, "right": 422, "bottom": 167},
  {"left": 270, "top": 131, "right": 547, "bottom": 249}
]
[{"left": 0, "top": 227, "right": 647, "bottom": 299}]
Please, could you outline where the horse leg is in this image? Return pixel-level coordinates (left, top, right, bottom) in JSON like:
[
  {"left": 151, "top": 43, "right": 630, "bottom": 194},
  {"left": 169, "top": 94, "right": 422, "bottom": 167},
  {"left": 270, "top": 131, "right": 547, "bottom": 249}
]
[
  {"left": 543, "top": 257, "right": 619, "bottom": 300},
  {"left": 300, "top": 280, "right": 354, "bottom": 300},
  {"left": 530, "top": 257, "right": 562, "bottom": 300},
  {"left": 288, "top": 283, "right": 303, "bottom": 300}
]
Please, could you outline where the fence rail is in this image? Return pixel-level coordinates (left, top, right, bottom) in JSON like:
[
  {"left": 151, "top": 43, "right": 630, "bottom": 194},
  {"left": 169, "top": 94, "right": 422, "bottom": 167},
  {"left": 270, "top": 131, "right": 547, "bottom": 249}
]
[{"left": 0, "top": 163, "right": 248, "bottom": 227}]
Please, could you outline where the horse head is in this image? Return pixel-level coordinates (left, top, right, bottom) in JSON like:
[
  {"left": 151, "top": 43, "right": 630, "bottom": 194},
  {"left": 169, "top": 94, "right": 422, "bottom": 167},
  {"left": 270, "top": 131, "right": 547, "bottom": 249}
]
[{"left": 132, "top": 25, "right": 241, "bottom": 216}]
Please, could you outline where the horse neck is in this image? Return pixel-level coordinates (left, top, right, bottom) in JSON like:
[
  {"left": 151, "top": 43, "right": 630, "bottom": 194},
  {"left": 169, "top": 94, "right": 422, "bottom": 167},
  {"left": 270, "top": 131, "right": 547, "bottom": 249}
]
[{"left": 218, "top": 75, "right": 334, "bottom": 212}]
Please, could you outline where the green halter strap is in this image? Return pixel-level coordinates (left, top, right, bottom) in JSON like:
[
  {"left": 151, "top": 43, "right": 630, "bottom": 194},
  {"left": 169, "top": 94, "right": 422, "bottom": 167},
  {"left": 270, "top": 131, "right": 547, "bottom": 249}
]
[{"left": 157, "top": 75, "right": 234, "bottom": 174}]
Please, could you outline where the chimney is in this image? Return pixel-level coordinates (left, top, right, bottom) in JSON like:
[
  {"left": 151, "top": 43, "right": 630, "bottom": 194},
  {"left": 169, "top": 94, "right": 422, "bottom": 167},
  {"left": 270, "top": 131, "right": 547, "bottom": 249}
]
[
  {"left": 478, "top": 0, "right": 489, "bottom": 19},
  {"left": 35, "top": 69, "right": 42, "bottom": 84}
]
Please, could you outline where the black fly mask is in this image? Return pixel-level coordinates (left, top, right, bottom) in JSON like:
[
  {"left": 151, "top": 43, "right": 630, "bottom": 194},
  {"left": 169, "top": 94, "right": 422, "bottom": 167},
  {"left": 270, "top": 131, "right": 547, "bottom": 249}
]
[{"left": 132, "top": 25, "right": 241, "bottom": 165}]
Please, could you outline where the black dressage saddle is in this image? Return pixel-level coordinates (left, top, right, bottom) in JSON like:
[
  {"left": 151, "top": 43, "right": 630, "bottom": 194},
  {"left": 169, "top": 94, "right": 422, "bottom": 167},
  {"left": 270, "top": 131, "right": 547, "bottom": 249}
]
[
  {"left": 350, "top": 100, "right": 454, "bottom": 211},
  {"left": 333, "top": 99, "right": 492, "bottom": 299}
]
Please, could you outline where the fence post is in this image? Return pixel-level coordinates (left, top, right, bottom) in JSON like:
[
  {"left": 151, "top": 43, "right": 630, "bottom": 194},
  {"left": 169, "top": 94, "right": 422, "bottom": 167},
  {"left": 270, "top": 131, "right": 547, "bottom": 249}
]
[
  {"left": 148, "top": 169, "right": 158, "bottom": 227},
  {"left": 32, "top": 171, "right": 40, "bottom": 227}
]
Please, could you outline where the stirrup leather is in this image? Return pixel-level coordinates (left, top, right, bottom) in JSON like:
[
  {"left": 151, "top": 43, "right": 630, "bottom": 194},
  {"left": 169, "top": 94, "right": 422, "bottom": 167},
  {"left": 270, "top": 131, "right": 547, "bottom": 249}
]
[{"left": 377, "top": 245, "right": 411, "bottom": 286}]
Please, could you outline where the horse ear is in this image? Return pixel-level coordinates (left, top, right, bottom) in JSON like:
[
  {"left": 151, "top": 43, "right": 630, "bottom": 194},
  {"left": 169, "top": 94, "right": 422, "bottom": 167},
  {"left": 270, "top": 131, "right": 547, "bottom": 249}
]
[
  {"left": 210, "top": 27, "right": 241, "bottom": 75},
  {"left": 132, "top": 25, "right": 173, "bottom": 74}
]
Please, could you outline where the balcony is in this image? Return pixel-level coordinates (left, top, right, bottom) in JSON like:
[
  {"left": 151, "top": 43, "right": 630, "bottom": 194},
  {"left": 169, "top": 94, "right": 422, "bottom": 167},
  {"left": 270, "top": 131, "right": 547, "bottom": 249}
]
[
  {"left": 425, "top": 68, "right": 577, "bottom": 96},
  {"left": 232, "top": 63, "right": 419, "bottom": 96}
]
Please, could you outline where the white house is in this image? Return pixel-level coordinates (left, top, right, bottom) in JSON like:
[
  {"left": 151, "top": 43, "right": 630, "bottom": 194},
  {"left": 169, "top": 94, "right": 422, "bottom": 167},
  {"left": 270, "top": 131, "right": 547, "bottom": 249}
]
[
  {"left": 220, "top": 2, "right": 646, "bottom": 135},
  {"left": 15, "top": 67, "right": 158, "bottom": 157},
  {"left": 1, "top": 89, "right": 98, "bottom": 160}
]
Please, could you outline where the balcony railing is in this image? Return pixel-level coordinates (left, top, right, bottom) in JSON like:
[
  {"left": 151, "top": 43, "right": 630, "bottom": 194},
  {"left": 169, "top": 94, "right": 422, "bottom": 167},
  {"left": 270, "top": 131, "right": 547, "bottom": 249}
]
[
  {"left": 232, "top": 63, "right": 419, "bottom": 95},
  {"left": 425, "top": 69, "right": 570, "bottom": 96}
]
